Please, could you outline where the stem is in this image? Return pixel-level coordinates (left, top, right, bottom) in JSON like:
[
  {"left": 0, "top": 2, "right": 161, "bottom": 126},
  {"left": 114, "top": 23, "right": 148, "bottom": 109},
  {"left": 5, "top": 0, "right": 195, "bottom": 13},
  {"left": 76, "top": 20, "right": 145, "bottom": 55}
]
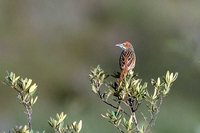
[
  {"left": 24, "top": 103, "right": 32, "bottom": 130},
  {"left": 18, "top": 90, "right": 33, "bottom": 130},
  {"left": 97, "top": 91, "right": 129, "bottom": 133},
  {"left": 8, "top": 79, "right": 34, "bottom": 131},
  {"left": 98, "top": 91, "right": 129, "bottom": 116},
  {"left": 145, "top": 96, "right": 163, "bottom": 133},
  {"left": 132, "top": 112, "right": 139, "bottom": 130},
  {"left": 126, "top": 98, "right": 140, "bottom": 132},
  {"left": 115, "top": 125, "right": 125, "bottom": 133}
]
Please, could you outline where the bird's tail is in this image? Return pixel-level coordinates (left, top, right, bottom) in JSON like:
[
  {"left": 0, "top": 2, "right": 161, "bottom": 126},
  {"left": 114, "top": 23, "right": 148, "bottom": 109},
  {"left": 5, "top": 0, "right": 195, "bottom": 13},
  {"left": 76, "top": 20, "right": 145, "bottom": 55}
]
[{"left": 118, "top": 68, "right": 128, "bottom": 84}]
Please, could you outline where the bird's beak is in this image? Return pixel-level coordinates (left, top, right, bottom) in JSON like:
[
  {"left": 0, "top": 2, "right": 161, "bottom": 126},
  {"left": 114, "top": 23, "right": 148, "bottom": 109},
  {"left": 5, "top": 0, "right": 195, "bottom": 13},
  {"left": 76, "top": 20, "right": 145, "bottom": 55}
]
[{"left": 115, "top": 43, "right": 123, "bottom": 48}]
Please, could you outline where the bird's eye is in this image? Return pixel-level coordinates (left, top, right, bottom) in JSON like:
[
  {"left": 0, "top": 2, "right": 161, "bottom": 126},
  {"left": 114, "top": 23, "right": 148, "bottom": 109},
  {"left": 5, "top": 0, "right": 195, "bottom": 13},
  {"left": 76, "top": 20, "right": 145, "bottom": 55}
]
[{"left": 124, "top": 43, "right": 128, "bottom": 48}]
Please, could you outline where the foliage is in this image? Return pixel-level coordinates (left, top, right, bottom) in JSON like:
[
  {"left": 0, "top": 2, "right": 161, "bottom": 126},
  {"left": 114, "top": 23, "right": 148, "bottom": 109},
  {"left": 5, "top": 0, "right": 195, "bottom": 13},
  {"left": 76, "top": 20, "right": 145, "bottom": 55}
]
[
  {"left": 3, "top": 72, "right": 82, "bottom": 133},
  {"left": 48, "top": 112, "right": 82, "bottom": 133},
  {"left": 1, "top": 66, "right": 177, "bottom": 133},
  {"left": 89, "top": 65, "right": 178, "bottom": 133},
  {"left": 5, "top": 72, "right": 38, "bottom": 131}
]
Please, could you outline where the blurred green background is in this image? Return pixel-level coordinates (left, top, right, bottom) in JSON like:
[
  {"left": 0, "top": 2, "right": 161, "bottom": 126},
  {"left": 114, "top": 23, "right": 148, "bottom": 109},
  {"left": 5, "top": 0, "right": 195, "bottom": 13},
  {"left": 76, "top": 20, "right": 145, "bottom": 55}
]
[{"left": 0, "top": 0, "right": 200, "bottom": 133}]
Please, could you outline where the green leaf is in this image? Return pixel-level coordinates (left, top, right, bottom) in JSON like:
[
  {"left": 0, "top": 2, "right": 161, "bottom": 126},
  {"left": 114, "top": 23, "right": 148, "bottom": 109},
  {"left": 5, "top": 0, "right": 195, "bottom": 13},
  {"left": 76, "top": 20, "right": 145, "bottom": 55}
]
[
  {"left": 92, "top": 85, "right": 98, "bottom": 94},
  {"left": 77, "top": 120, "right": 82, "bottom": 132},
  {"left": 25, "top": 79, "right": 32, "bottom": 90},
  {"left": 29, "top": 83, "right": 37, "bottom": 95}
]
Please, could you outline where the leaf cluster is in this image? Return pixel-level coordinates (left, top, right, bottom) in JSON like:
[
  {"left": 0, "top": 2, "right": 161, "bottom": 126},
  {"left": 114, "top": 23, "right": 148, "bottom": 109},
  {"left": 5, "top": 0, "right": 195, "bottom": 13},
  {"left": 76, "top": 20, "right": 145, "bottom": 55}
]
[
  {"left": 11, "top": 125, "right": 44, "bottom": 133},
  {"left": 48, "top": 112, "right": 82, "bottom": 133},
  {"left": 89, "top": 66, "right": 178, "bottom": 133},
  {"left": 5, "top": 72, "right": 38, "bottom": 107},
  {"left": 3, "top": 72, "right": 82, "bottom": 133}
]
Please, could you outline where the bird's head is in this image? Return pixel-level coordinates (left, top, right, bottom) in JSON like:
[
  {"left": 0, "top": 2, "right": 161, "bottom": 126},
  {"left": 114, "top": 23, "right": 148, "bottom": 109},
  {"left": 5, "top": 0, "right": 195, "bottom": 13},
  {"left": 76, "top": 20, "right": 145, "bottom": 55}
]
[{"left": 115, "top": 41, "right": 133, "bottom": 50}]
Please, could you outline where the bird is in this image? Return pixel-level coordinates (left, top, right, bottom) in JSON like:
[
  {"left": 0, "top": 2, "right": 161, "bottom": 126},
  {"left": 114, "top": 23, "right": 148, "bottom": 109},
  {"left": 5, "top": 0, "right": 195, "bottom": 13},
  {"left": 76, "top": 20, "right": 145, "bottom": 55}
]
[{"left": 115, "top": 41, "right": 136, "bottom": 84}]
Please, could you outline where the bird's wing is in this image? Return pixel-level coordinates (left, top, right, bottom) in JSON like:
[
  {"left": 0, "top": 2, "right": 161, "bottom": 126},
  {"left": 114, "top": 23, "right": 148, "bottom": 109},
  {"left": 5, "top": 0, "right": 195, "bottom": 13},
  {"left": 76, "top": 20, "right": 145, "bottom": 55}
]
[
  {"left": 119, "top": 50, "right": 135, "bottom": 70},
  {"left": 118, "top": 50, "right": 136, "bottom": 83}
]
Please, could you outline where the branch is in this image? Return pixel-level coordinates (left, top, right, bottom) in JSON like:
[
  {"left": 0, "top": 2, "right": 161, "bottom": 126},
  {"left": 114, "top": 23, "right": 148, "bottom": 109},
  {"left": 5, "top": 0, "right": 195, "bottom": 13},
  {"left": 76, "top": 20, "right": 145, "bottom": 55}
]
[
  {"left": 90, "top": 66, "right": 178, "bottom": 133},
  {"left": 4, "top": 72, "right": 38, "bottom": 131},
  {"left": 24, "top": 103, "right": 32, "bottom": 130},
  {"left": 127, "top": 105, "right": 139, "bottom": 133},
  {"left": 132, "top": 112, "right": 139, "bottom": 132},
  {"left": 115, "top": 125, "right": 125, "bottom": 133},
  {"left": 98, "top": 91, "right": 129, "bottom": 116},
  {"left": 125, "top": 97, "right": 140, "bottom": 132},
  {"left": 145, "top": 96, "right": 163, "bottom": 133},
  {"left": 17, "top": 89, "right": 33, "bottom": 130}
]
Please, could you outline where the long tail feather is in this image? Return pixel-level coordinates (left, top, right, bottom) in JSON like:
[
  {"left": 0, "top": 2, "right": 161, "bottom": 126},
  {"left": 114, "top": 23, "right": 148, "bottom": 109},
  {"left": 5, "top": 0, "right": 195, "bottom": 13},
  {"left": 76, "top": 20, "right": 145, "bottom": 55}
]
[{"left": 118, "top": 68, "right": 128, "bottom": 84}]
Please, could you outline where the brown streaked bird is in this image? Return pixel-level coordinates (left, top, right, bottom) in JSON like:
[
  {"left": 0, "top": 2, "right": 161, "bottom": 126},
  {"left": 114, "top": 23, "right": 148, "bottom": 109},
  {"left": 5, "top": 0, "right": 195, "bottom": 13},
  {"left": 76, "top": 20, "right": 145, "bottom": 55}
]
[{"left": 116, "top": 41, "right": 136, "bottom": 83}]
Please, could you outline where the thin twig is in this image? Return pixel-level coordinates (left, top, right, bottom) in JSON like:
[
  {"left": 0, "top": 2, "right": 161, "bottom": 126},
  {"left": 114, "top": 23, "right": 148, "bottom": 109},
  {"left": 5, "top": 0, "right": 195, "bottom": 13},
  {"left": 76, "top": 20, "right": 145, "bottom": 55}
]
[
  {"left": 115, "top": 125, "right": 125, "bottom": 133},
  {"left": 24, "top": 104, "right": 32, "bottom": 130},
  {"left": 130, "top": 111, "right": 140, "bottom": 133},
  {"left": 17, "top": 89, "right": 33, "bottom": 130},
  {"left": 145, "top": 96, "right": 163, "bottom": 133},
  {"left": 15, "top": 88, "right": 33, "bottom": 130},
  {"left": 98, "top": 91, "right": 129, "bottom": 116},
  {"left": 126, "top": 99, "right": 140, "bottom": 132},
  {"left": 132, "top": 112, "right": 139, "bottom": 129},
  {"left": 141, "top": 112, "right": 147, "bottom": 122}
]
